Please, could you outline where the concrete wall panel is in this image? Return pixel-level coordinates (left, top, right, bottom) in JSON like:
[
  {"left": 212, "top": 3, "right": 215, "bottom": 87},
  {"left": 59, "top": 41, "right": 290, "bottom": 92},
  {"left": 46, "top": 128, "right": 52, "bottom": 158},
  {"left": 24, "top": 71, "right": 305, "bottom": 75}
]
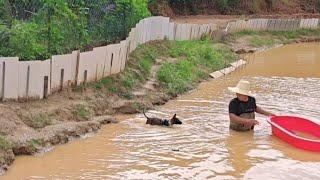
[
  {"left": 139, "top": 20, "right": 145, "bottom": 44},
  {"left": 146, "top": 18, "right": 152, "bottom": 42},
  {"left": 142, "top": 19, "right": 148, "bottom": 43},
  {"left": 162, "top": 17, "right": 170, "bottom": 39},
  {"left": 256, "top": 19, "right": 263, "bottom": 30},
  {"left": 18, "top": 61, "right": 29, "bottom": 98},
  {"left": 244, "top": 20, "right": 250, "bottom": 30},
  {"left": 108, "top": 43, "right": 121, "bottom": 75},
  {"left": 249, "top": 19, "right": 257, "bottom": 30},
  {"left": 156, "top": 16, "right": 163, "bottom": 39},
  {"left": 227, "top": 22, "right": 236, "bottom": 32},
  {"left": 260, "top": 19, "right": 268, "bottom": 30},
  {"left": 128, "top": 31, "right": 134, "bottom": 53},
  {"left": 51, "top": 54, "right": 73, "bottom": 91},
  {"left": 235, "top": 21, "right": 240, "bottom": 32},
  {"left": 168, "top": 22, "right": 175, "bottom": 40},
  {"left": 256, "top": 19, "right": 262, "bottom": 30},
  {"left": 306, "top": 19, "right": 312, "bottom": 28},
  {"left": 190, "top": 24, "right": 197, "bottom": 40},
  {"left": 300, "top": 19, "right": 308, "bottom": 28},
  {"left": 274, "top": 19, "right": 281, "bottom": 31},
  {"left": 268, "top": 19, "right": 274, "bottom": 30},
  {"left": 305, "top": 19, "right": 311, "bottom": 28},
  {"left": 149, "top": 17, "right": 156, "bottom": 41},
  {"left": 93, "top": 46, "right": 107, "bottom": 80},
  {"left": 293, "top": 19, "right": 301, "bottom": 29},
  {"left": 78, "top": 51, "right": 96, "bottom": 83},
  {"left": 311, "top": 18, "right": 319, "bottom": 28},
  {"left": 132, "top": 27, "right": 138, "bottom": 51},
  {"left": 0, "top": 57, "right": 19, "bottom": 100},
  {"left": 284, "top": 19, "right": 292, "bottom": 30},
  {"left": 278, "top": 19, "right": 285, "bottom": 30},
  {"left": 134, "top": 22, "right": 140, "bottom": 45},
  {"left": 121, "top": 40, "right": 129, "bottom": 71},
  {"left": 18, "top": 61, "right": 44, "bottom": 99},
  {"left": 118, "top": 40, "right": 127, "bottom": 72},
  {"left": 308, "top": 19, "right": 314, "bottom": 28},
  {"left": 70, "top": 50, "right": 78, "bottom": 84},
  {"left": 141, "top": 19, "right": 147, "bottom": 43},
  {"left": 240, "top": 20, "right": 247, "bottom": 31},
  {"left": 18, "top": 59, "right": 51, "bottom": 99},
  {"left": 175, "top": 24, "right": 182, "bottom": 40},
  {"left": 135, "top": 22, "right": 142, "bottom": 45},
  {"left": 233, "top": 21, "right": 240, "bottom": 32},
  {"left": 183, "top": 24, "right": 192, "bottom": 40},
  {"left": 104, "top": 45, "right": 113, "bottom": 76},
  {"left": 41, "top": 59, "right": 51, "bottom": 97}
]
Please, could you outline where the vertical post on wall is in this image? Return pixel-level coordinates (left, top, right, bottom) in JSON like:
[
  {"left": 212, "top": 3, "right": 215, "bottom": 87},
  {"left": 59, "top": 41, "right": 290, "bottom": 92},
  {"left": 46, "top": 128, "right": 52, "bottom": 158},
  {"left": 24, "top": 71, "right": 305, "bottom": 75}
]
[
  {"left": 173, "top": 24, "right": 177, "bottom": 40},
  {"left": 109, "top": 53, "right": 114, "bottom": 75},
  {"left": 102, "top": 63, "right": 106, "bottom": 77},
  {"left": 118, "top": 48, "right": 122, "bottom": 72},
  {"left": 1, "top": 62, "right": 5, "bottom": 101},
  {"left": 26, "top": 65, "right": 30, "bottom": 99},
  {"left": 95, "top": 64, "right": 98, "bottom": 81},
  {"left": 50, "top": 57, "right": 52, "bottom": 94},
  {"left": 125, "top": 42, "right": 131, "bottom": 69},
  {"left": 60, "top": 68, "right": 64, "bottom": 91},
  {"left": 43, "top": 76, "right": 49, "bottom": 99},
  {"left": 83, "top": 70, "right": 87, "bottom": 90},
  {"left": 74, "top": 50, "right": 80, "bottom": 86},
  {"left": 189, "top": 26, "right": 193, "bottom": 40}
]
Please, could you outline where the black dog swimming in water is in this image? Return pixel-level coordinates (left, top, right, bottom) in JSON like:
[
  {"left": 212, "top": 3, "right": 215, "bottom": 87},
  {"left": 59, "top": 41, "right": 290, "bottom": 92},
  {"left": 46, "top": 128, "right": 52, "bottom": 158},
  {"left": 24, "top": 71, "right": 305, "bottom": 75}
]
[{"left": 143, "top": 110, "right": 182, "bottom": 126}]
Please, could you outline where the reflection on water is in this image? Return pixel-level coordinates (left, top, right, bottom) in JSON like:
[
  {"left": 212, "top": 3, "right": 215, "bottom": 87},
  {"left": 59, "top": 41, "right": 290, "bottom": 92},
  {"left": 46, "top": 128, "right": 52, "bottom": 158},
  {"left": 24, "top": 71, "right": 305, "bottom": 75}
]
[{"left": 2, "top": 43, "right": 320, "bottom": 179}]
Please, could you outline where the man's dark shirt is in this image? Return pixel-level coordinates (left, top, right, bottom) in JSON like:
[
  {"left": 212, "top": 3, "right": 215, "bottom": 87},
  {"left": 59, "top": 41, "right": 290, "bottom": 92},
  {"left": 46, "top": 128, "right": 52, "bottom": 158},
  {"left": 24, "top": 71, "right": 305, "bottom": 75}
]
[{"left": 228, "top": 97, "right": 257, "bottom": 116}]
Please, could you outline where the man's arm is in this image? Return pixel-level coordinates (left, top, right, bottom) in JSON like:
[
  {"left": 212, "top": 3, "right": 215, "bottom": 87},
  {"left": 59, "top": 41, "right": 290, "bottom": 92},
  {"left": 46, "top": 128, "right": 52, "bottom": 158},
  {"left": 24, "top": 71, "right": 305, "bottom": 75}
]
[
  {"left": 229, "top": 113, "right": 259, "bottom": 126},
  {"left": 256, "top": 106, "right": 275, "bottom": 116}
]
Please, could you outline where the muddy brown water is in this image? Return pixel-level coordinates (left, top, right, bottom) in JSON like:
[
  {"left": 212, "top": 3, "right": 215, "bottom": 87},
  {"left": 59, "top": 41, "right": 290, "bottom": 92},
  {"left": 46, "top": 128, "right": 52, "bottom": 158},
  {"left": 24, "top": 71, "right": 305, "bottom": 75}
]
[{"left": 2, "top": 43, "right": 320, "bottom": 179}]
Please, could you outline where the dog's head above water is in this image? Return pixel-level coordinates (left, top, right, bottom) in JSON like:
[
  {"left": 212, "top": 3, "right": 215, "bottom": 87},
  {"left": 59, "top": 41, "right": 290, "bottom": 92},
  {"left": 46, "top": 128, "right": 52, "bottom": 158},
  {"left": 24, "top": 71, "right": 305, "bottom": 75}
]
[{"left": 170, "top": 114, "right": 182, "bottom": 125}]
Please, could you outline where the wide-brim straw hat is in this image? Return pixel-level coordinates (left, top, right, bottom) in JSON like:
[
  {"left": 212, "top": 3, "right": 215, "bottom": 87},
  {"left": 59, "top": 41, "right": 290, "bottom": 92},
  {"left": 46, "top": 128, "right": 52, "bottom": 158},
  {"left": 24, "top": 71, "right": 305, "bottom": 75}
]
[{"left": 228, "top": 80, "right": 253, "bottom": 96}]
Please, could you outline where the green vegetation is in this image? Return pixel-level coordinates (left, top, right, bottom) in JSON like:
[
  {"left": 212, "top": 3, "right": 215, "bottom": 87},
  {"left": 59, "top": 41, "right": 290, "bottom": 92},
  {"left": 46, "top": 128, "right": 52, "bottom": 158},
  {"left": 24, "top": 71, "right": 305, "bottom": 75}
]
[
  {"left": 249, "top": 35, "right": 275, "bottom": 47},
  {"left": 131, "top": 101, "right": 144, "bottom": 111},
  {"left": 0, "top": 0, "right": 150, "bottom": 60},
  {"left": 232, "top": 28, "right": 320, "bottom": 46},
  {"left": 157, "top": 39, "right": 236, "bottom": 95},
  {"left": 234, "top": 29, "right": 320, "bottom": 39},
  {"left": 27, "top": 139, "right": 44, "bottom": 152},
  {"left": 73, "top": 104, "right": 91, "bottom": 120},
  {"left": 0, "top": 135, "right": 11, "bottom": 151},
  {"left": 24, "top": 113, "right": 52, "bottom": 129}
]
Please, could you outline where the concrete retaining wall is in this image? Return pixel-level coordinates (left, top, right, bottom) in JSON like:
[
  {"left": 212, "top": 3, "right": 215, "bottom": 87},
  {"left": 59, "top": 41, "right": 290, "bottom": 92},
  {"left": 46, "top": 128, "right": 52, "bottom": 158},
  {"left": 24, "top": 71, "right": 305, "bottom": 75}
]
[
  {"left": 5, "top": 16, "right": 307, "bottom": 101},
  {"left": 227, "top": 18, "right": 319, "bottom": 33}
]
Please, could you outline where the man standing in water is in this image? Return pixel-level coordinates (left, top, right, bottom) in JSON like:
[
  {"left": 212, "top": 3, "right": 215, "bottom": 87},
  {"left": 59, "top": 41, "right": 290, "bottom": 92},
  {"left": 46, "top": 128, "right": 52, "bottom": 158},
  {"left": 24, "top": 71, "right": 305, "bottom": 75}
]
[{"left": 228, "top": 80, "right": 275, "bottom": 131}]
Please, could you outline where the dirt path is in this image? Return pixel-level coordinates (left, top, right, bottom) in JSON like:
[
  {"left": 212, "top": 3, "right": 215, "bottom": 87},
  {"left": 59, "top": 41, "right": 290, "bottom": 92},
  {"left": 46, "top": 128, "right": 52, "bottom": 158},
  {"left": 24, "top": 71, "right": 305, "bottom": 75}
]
[{"left": 132, "top": 57, "right": 177, "bottom": 97}]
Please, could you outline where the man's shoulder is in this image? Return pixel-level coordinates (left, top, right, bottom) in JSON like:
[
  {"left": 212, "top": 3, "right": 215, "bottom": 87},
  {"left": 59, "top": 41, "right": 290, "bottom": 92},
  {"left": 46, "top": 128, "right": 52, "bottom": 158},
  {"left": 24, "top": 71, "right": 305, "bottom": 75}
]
[
  {"left": 249, "top": 96, "right": 256, "bottom": 101},
  {"left": 229, "top": 98, "right": 239, "bottom": 104}
]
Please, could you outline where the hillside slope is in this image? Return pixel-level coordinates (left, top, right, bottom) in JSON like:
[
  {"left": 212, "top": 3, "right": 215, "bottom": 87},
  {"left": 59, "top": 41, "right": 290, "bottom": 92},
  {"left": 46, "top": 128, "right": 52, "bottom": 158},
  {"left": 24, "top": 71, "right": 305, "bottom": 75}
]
[{"left": 149, "top": 0, "right": 320, "bottom": 16}]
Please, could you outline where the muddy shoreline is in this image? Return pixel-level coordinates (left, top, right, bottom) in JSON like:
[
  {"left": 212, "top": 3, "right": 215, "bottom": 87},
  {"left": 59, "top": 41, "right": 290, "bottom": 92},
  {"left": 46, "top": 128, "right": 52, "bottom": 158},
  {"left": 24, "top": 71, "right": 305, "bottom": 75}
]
[{"left": 0, "top": 33, "right": 319, "bottom": 175}]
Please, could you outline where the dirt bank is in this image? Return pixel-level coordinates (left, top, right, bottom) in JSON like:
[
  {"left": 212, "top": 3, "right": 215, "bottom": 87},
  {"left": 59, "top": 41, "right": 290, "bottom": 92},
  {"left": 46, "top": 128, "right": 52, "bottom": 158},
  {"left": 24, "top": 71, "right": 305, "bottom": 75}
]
[{"left": 149, "top": 0, "right": 320, "bottom": 17}]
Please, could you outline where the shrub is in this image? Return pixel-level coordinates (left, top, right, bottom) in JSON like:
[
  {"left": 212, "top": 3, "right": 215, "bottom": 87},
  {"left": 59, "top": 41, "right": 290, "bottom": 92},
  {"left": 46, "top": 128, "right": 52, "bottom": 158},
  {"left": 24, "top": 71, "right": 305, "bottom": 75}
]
[{"left": 0, "top": 135, "right": 11, "bottom": 151}]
